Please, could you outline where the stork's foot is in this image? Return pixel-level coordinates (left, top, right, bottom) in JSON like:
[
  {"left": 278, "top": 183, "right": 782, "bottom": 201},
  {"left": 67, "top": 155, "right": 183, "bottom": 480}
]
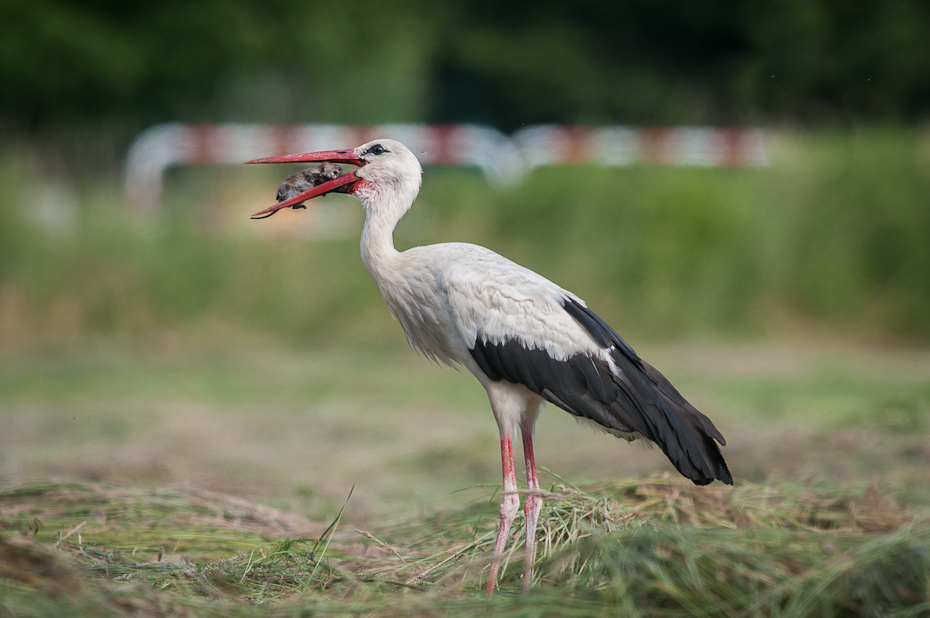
[
  {"left": 485, "top": 489, "right": 520, "bottom": 594},
  {"left": 484, "top": 491, "right": 544, "bottom": 594},
  {"left": 521, "top": 492, "right": 543, "bottom": 593}
]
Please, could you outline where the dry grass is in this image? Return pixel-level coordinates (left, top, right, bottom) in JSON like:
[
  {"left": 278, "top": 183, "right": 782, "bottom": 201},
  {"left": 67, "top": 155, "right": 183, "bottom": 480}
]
[{"left": 2, "top": 476, "right": 928, "bottom": 617}]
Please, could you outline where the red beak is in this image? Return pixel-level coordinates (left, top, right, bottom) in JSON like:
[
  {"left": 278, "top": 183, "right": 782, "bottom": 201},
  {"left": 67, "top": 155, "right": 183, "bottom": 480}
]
[{"left": 245, "top": 149, "right": 366, "bottom": 219}]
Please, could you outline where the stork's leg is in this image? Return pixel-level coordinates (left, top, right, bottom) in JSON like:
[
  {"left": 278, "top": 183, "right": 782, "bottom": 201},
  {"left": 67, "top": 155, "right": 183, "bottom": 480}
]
[
  {"left": 520, "top": 407, "right": 543, "bottom": 593},
  {"left": 485, "top": 433, "right": 519, "bottom": 594}
]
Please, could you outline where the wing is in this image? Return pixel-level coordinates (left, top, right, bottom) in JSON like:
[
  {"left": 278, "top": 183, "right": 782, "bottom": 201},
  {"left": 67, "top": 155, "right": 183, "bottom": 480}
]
[
  {"left": 442, "top": 248, "right": 600, "bottom": 361},
  {"left": 444, "top": 250, "right": 732, "bottom": 486}
]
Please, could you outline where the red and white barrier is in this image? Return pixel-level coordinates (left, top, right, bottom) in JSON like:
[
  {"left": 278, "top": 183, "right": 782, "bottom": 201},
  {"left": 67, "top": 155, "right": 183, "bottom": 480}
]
[{"left": 125, "top": 123, "right": 767, "bottom": 213}]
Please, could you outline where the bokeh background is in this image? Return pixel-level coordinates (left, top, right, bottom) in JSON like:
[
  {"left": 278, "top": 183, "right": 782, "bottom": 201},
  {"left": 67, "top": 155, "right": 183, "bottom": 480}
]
[{"left": 1, "top": 0, "right": 929, "bottom": 521}]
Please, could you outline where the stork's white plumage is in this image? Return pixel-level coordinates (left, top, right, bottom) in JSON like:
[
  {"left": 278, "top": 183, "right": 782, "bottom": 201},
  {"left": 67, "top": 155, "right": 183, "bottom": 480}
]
[{"left": 248, "top": 138, "right": 732, "bottom": 593}]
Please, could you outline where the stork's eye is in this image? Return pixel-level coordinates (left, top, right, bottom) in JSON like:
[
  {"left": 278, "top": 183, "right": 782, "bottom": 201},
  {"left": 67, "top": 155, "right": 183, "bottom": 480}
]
[{"left": 367, "top": 144, "right": 388, "bottom": 156}]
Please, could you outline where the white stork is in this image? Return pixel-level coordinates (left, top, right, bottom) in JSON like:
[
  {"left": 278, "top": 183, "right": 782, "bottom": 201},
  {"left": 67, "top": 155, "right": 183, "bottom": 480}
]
[{"left": 247, "top": 138, "right": 732, "bottom": 593}]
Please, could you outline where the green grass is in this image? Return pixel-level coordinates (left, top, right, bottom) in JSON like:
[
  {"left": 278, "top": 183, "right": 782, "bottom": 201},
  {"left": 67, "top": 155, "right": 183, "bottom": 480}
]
[
  {"left": 1, "top": 340, "right": 928, "bottom": 514},
  {"left": 1, "top": 129, "right": 929, "bottom": 346}
]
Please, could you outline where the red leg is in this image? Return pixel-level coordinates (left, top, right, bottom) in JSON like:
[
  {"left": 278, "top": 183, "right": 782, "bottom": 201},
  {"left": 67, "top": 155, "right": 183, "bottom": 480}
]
[
  {"left": 521, "top": 425, "right": 543, "bottom": 592},
  {"left": 486, "top": 434, "right": 520, "bottom": 594}
]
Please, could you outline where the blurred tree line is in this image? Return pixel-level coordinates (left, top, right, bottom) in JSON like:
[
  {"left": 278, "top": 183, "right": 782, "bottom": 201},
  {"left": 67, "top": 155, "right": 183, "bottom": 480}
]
[{"left": 1, "top": 0, "right": 928, "bottom": 133}]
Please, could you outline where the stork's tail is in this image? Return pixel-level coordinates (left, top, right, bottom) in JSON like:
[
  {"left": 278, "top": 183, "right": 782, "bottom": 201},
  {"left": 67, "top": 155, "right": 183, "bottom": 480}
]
[{"left": 612, "top": 359, "right": 732, "bottom": 486}]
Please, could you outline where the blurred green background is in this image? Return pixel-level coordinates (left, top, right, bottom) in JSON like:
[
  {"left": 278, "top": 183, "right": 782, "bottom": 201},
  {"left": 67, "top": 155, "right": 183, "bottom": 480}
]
[
  {"left": 0, "top": 0, "right": 929, "bottom": 516},
  {"left": 1, "top": 0, "right": 929, "bottom": 346}
]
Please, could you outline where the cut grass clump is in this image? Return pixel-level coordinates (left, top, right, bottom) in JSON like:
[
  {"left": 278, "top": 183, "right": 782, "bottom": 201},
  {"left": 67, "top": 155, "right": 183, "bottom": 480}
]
[
  {"left": 0, "top": 482, "right": 325, "bottom": 559},
  {"left": 534, "top": 526, "right": 930, "bottom": 617},
  {"left": 369, "top": 474, "right": 921, "bottom": 591},
  {"left": 63, "top": 536, "right": 343, "bottom": 602},
  {"left": 1, "top": 478, "right": 929, "bottom": 616}
]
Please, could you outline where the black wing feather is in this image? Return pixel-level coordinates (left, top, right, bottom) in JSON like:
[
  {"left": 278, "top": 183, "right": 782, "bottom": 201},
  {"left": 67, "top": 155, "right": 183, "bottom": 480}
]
[{"left": 469, "top": 298, "right": 732, "bottom": 486}]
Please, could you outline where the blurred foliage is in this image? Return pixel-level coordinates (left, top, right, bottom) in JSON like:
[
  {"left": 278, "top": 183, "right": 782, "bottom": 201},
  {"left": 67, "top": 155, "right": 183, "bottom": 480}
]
[
  {"left": 0, "top": 130, "right": 927, "bottom": 346},
  {"left": 1, "top": 0, "right": 928, "bottom": 132},
  {"left": 0, "top": 0, "right": 437, "bottom": 130},
  {"left": 476, "top": 130, "right": 930, "bottom": 338},
  {"left": 0, "top": 0, "right": 928, "bottom": 344}
]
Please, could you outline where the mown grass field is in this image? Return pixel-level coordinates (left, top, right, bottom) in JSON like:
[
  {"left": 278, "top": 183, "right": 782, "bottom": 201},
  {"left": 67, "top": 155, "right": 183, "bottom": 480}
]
[
  {"left": 1, "top": 129, "right": 929, "bottom": 614},
  {"left": 1, "top": 340, "right": 929, "bottom": 615}
]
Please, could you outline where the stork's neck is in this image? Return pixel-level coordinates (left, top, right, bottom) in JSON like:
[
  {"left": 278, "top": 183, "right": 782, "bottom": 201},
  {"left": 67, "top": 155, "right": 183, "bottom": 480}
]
[
  {"left": 360, "top": 208, "right": 399, "bottom": 273},
  {"left": 358, "top": 183, "right": 413, "bottom": 283}
]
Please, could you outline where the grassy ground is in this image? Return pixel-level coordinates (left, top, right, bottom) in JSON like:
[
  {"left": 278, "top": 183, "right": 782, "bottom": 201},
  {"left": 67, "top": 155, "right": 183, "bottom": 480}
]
[
  {"left": 2, "top": 475, "right": 928, "bottom": 616},
  {"left": 1, "top": 339, "right": 929, "bottom": 615},
  {"left": 2, "top": 339, "right": 929, "bottom": 516}
]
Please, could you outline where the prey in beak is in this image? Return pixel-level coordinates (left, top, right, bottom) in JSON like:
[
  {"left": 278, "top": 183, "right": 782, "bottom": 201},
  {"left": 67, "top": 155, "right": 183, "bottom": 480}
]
[
  {"left": 246, "top": 149, "right": 366, "bottom": 219},
  {"left": 275, "top": 162, "right": 344, "bottom": 210}
]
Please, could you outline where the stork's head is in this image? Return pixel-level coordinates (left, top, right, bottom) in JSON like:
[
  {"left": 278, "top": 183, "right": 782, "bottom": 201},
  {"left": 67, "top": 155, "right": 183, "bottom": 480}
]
[{"left": 247, "top": 138, "right": 422, "bottom": 220}]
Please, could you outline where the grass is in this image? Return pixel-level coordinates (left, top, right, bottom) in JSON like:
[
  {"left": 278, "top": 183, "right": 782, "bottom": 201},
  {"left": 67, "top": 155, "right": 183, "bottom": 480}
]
[
  {"left": 1, "top": 129, "right": 929, "bottom": 347},
  {"left": 1, "top": 340, "right": 929, "bottom": 513},
  {"left": 2, "top": 477, "right": 928, "bottom": 616},
  {"left": 0, "top": 339, "right": 928, "bottom": 614}
]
